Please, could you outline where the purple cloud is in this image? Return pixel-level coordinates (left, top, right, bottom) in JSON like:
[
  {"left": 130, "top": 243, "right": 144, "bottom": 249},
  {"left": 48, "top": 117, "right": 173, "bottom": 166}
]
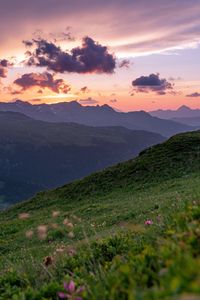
[
  {"left": 14, "top": 72, "right": 71, "bottom": 93},
  {"left": 186, "top": 92, "right": 200, "bottom": 98},
  {"left": 0, "top": 59, "right": 13, "bottom": 78},
  {"left": 118, "top": 59, "right": 130, "bottom": 69},
  {"left": 25, "top": 36, "right": 116, "bottom": 74},
  {"left": 80, "top": 86, "right": 90, "bottom": 94},
  {"left": 132, "top": 73, "right": 173, "bottom": 95}
]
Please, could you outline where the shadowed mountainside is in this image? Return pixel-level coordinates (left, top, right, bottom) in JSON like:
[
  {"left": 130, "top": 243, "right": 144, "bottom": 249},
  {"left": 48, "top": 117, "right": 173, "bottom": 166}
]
[{"left": 0, "top": 111, "right": 164, "bottom": 207}]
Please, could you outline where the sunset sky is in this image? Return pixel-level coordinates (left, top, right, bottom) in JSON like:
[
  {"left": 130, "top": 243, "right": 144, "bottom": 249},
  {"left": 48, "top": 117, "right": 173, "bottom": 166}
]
[{"left": 0, "top": 0, "right": 200, "bottom": 111}]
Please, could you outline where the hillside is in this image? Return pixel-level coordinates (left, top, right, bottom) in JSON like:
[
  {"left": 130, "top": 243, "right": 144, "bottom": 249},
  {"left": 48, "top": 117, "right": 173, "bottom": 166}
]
[
  {"left": 0, "top": 131, "right": 200, "bottom": 299},
  {"left": 0, "top": 111, "right": 164, "bottom": 208},
  {"left": 0, "top": 100, "right": 193, "bottom": 137}
]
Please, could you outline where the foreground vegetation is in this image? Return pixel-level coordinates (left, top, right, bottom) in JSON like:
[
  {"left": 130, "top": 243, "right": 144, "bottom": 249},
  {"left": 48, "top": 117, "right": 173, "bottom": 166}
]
[{"left": 0, "top": 131, "right": 200, "bottom": 299}]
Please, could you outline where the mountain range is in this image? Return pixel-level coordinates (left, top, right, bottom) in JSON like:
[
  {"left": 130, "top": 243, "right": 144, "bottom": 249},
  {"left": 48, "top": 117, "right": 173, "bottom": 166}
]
[
  {"left": 0, "top": 100, "right": 193, "bottom": 137},
  {"left": 150, "top": 105, "right": 200, "bottom": 119},
  {"left": 0, "top": 111, "right": 164, "bottom": 208}
]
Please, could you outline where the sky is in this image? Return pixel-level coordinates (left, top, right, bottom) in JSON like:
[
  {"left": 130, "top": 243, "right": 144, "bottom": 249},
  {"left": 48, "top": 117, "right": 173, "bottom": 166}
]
[{"left": 0, "top": 0, "right": 200, "bottom": 111}]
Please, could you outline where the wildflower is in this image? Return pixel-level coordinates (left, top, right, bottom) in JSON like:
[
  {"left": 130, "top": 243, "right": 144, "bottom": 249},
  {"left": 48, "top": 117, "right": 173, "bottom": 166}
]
[
  {"left": 66, "top": 222, "right": 74, "bottom": 228},
  {"left": 18, "top": 213, "right": 30, "bottom": 220},
  {"left": 68, "top": 231, "right": 75, "bottom": 238},
  {"left": 25, "top": 230, "right": 34, "bottom": 238},
  {"left": 52, "top": 211, "right": 60, "bottom": 217},
  {"left": 37, "top": 225, "right": 48, "bottom": 240},
  {"left": 56, "top": 246, "right": 65, "bottom": 253},
  {"left": 63, "top": 218, "right": 69, "bottom": 225},
  {"left": 144, "top": 219, "right": 153, "bottom": 225},
  {"left": 58, "top": 280, "right": 85, "bottom": 299}
]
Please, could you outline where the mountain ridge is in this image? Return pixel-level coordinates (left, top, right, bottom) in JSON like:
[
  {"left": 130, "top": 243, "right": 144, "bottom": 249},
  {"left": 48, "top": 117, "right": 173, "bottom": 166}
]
[{"left": 0, "top": 100, "right": 193, "bottom": 137}]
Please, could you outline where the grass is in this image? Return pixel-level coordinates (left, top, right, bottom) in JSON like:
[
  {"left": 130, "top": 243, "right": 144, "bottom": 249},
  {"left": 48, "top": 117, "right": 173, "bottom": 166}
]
[{"left": 0, "top": 131, "right": 200, "bottom": 299}]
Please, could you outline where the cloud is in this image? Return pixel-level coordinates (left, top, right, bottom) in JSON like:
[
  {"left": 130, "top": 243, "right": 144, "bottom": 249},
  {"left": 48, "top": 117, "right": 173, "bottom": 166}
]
[
  {"left": 14, "top": 72, "right": 71, "bottom": 93},
  {"left": 110, "top": 99, "right": 117, "bottom": 103},
  {"left": 132, "top": 73, "right": 174, "bottom": 95},
  {"left": 0, "top": 59, "right": 13, "bottom": 78},
  {"left": 25, "top": 36, "right": 116, "bottom": 74},
  {"left": 49, "top": 27, "right": 75, "bottom": 43},
  {"left": 24, "top": 27, "right": 75, "bottom": 45},
  {"left": 186, "top": 92, "right": 200, "bottom": 97},
  {"left": 118, "top": 59, "right": 130, "bottom": 69},
  {"left": 80, "top": 86, "right": 90, "bottom": 94},
  {"left": 78, "top": 97, "right": 98, "bottom": 105}
]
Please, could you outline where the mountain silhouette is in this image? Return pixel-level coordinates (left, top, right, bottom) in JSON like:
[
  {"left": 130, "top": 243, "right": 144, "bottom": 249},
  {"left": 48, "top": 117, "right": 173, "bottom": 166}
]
[{"left": 0, "top": 100, "right": 193, "bottom": 137}]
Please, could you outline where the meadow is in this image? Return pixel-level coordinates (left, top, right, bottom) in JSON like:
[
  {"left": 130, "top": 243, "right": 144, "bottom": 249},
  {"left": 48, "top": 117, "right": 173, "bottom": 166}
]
[{"left": 0, "top": 131, "right": 200, "bottom": 299}]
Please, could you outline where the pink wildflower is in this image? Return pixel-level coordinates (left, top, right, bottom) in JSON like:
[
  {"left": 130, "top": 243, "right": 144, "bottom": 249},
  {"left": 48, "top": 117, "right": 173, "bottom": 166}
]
[
  {"left": 144, "top": 219, "right": 153, "bottom": 225},
  {"left": 58, "top": 280, "right": 85, "bottom": 300}
]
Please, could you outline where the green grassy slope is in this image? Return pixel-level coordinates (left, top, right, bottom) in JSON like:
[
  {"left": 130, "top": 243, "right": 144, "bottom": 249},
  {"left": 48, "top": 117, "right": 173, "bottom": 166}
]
[{"left": 0, "top": 131, "right": 200, "bottom": 299}]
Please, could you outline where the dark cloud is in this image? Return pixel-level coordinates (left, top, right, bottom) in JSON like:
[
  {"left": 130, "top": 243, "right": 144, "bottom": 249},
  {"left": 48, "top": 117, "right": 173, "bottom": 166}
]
[
  {"left": 80, "top": 86, "right": 90, "bottom": 94},
  {"left": 14, "top": 72, "right": 71, "bottom": 93},
  {"left": 23, "top": 40, "right": 34, "bottom": 47},
  {"left": 0, "top": 59, "right": 13, "bottom": 78},
  {"left": 78, "top": 97, "right": 98, "bottom": 105},
  {"left": 118, "top": 59, "right": 130, "bottom": 69},
  {"left": 49, "top": 27, "right": 75, "bottom": 43},
  {"left": 24, "top": 27, "right": 75, "bottom": 45},
  {"left": 25, "top": 36, "right": 116, "bottom": 74},
  {"left": 132, "top": 73, "right": 173, "bottom": 95},
  {"left": 186, "top": 92, "right": 200, "bottom": 98}
]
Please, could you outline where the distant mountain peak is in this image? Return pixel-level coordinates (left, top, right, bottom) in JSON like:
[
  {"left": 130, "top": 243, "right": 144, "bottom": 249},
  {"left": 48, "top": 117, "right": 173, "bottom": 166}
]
[
  {"left": 101, "top": 104, "right": 115, "bottom": 112},
  {"left": 177, "top": 105, "right": 191, "bottom": 111},
  {"left": 66, "top": 100, "right": 81, "bottom": 107},
  {"left": 14, "top": 99, "right": 31, "bottom": 106}
]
